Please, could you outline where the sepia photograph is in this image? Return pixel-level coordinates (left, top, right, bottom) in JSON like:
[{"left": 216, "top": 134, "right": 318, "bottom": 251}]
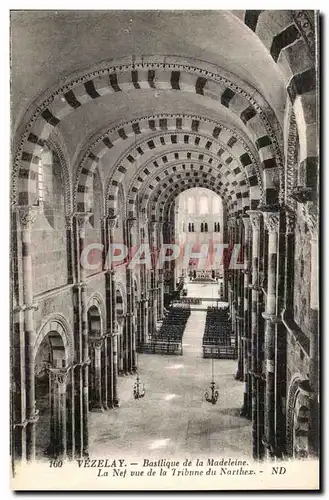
[{"left": 9, "top": 8, "right": 320, "bottom": 491}]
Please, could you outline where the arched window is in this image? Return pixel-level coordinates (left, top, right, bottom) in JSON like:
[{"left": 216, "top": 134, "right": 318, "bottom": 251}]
[
  {"left": 187, "top": 197, "right": 195, "bottom": 214},
  {"left": 205, "top": 222, "right": 208, "bottom": 232},
  {"left": 212, "top": 197, "right": 221, "bottom": 214},
  {"left": 192, "top": 223, "right": 195, "bottom": 232},
  {"left": 200, "top": 222, "right": 204, "bottom": 233}
]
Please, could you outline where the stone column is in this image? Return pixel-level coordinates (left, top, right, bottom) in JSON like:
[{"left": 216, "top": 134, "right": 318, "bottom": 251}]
[
  {"left": 261, "top": 210, "right": 280, "bottom": 458},
  {"left": 48, "top": 368, "right": 69, "bottom": 458},
  {"left": 106, "top": 215, "right": 120, "bottom": 407},
  {"left": 89, "top": 337, "right": 104, "bottom": 411},
  {"left": 283, "top": 210, "right": 295, "bottom": 313},
  {"left": 305, "top": 206, "right": 319, "bottom": 456},
  {"left": 228, "top": 219, "right": 236, "bottom": 329},
  {"left": 76, "top": 212, "right": 92, "bottom": 456},
  {"left": 241, "top": 214, "right": 252, "bottom": 418},
  {"left": 65, "top": 214, "right": 75, "bottom": 283},
  {"left": 126, "top": 218, "right": 137, "bottom": 373},
  {"left": 158, "top": 271, "right": 164, "bottom": 319},
  {"left": 235, "top": 218, "right": 244, "bottom": 381},
  {"left": 100, "top": 217, "right": 109, "bottom": 410},
  {"left": 112, "top": 327, "right": 120, "bottom": 407},
  {"left": 157, "top": 222, "right": 164, "bottom": 319},
  {"left": 18, "top": 207, "right": 39, "bottom": 462},
  {"left": 247, "top": 210, "right": 263, "bottom": 459}
]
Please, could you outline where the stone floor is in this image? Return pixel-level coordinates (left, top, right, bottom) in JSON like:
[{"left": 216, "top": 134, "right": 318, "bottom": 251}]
[{"left": 89, "top": 294, "right": 252, "bottom": 461}]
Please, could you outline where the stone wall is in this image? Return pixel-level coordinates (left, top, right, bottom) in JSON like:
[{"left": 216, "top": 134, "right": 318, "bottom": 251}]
[
  {"left": 31, "top": 157, "right": 68, "bottom": 295},
  {"left": 293, "top": 216, "right": 311, "bottom": 335}
]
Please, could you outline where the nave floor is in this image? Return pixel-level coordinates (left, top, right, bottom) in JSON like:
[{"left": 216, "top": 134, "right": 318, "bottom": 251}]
[{"left": 89, "top": 310, "right": 252, "bottom": 460}]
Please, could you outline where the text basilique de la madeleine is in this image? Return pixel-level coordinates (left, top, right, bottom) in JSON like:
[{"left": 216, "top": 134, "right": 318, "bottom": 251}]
[{"left": 77, "top": 458, "right": 248, "bottom": 469}]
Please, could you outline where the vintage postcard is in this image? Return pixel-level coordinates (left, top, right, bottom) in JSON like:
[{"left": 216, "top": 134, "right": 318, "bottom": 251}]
[{"left": 10, "top": 9, "right": 320, "bottom": 491}]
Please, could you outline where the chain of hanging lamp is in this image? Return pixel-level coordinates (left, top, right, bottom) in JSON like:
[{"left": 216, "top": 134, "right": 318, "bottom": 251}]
[{"left": 204, "top": 357, "right": 219, "bottom": 405}]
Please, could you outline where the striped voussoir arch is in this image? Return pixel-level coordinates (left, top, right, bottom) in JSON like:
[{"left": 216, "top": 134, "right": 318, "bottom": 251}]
[
  {"left": 77, "top": 114, "right": 264, "bottom": 214},
  {"left": 145, "top": 167, "right": 251, "bottom": 219},
  {"left": 127, "top": 151, "right": 261, "bottom": 218},
  {"left": 141, "top": 161, "right": 251, "bottom": 216},
  {"left": 150, "top": 173, "right": 250, "bottom": 219},
  {"left": 34, "top": 313, "right": 74, "bottom": 364},
  {"left": 87, "top": 292, "right": 106, "bottom": 333},
  {"left": 241, "top": 10, "right": 317, "bottom": 172},
  {"left": 152, "top": 176, "right": 239, "bottom": 221},
  {"left": 107, "top": 132, "right": 262, "bottom": 212},
  {"left": 15, "top": 58, "right": 282, "bottom": 208}
]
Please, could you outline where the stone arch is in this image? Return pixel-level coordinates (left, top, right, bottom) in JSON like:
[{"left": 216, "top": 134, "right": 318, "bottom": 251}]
[
  {"left": 46, "top": 136, "right": 72, "bottom": 215},
  {"left": 139, "top": 162, "right": 237, "bottom": 210},
  {"left": 87, "top": 292, "right": 106, "bottom": 334},
  {"left": 236, "top": 10, "right": 316, "bottom": 83},
  {"left": 105, "top": 136, "right": 263, "bottom": 217},
  {"left": 34, "top": 313, "right": 74, "bottom": 365},
  {"left": 114, "top": 279, "right": 127, "bottom": 321},
  {"left": 286, "top": 375, "right": 312, "bottom": 458},
  {"left": 126, "top": 153, "right": 261, "bottom": 219},
  {"left": 75, "top": 119, "right": 264, "bottom": 214},
  {"left": 12, "top": 56, "right": 283, "bottom": 209},
  {"left": 149, "top": 174, "right": 251, "bottom": 221},
  {"left": 133, "top": 272, "right": 141, "bottom": 301},
  {"left": 237, "top": 10, "right": 317, "bottom": 175},
  {"left": 123, "top": 138, "right": 260, "bottom": 197},
  {"left": 163, "top": 185, "right": 226, "bottom": 222}
]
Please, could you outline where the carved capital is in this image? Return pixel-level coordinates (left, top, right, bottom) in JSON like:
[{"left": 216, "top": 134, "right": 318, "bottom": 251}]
[
  {"left": 227, "top": 218, "right": 234, "bottom": 229},
  {"left": 126, "top": 217, "right": 137, "bottom": 231},
  {"left": 291, "top": 186, "right": 313, "bottom": 204},
  {"left": 285, "top": 210, "right": 296, "bottom": 235},
  {"left": 48, "top": 368, "right": 70, "bottom": 386},
  {"left": 246, "top": 210, "right": 261, "bottom": 232},
  {"left": 75, "top": 212, "right": 92, "bottom": 227},
  {"left": 105, "top": 215, "right": 118, "bottom": 230},
  {"left": 302, "top": 204, "right": 318, "bottom": 240},
  {"left": 262, "top": 312, "right": 282, "bottom": 324},
  {"left": 89, "top": 336, "right": 104, "bottom": 350},
  {"left": 75, "top": 212, "right": 92, "bottom": 238},
  {"left": 27, "top": 409, "right": 40, "bottom": 424},
  {"left": 262, "top": 211, "right": 280, "bottom": 233},
  {"left": 74, "top": 281, "right": 88, "bottom": 291},
  {"left": 18, "top": 207, "right": 37, "bottom": 229},
  {"left": 240, "top": 214, "right": 250, "bottom": 230},
  {"left": 65, "top": 214, "right": 73, "bottom": 230}
]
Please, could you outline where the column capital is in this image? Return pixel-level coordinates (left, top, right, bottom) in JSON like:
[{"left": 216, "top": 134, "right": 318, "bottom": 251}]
[
  {"left": 65, "top": 214, "right": 73, "bottom": 230},
  {"left": 284, "top": 209, "right": 296, "bottom": 235},
  {"left": 302, "top": 204, "right": 318, "bottom": 240},
  {"left": 89, "top": 336, "right": 104, "bottom": 349},
  {"left": 74, "top": 281, "right": 88, "bottom": 291},
  {"left": 262, "top": 312, "right": 282, "bottom": 324},
  {"left": 149, "top": 219, "right": 162, "bottom": 231},
  {"left": 48, "top": 367, "right": 70, "bottom": 386},
  {"left": 262, "top": 210, "right": 280, "bottom": 233},
  {"left": 240, "top": 213, "right": 251, "bottom": 233},
  {"left": 236, "top": 217, "right": 244, "bottom": 228},
  {"left": 139, "top": 212, "right": 148, "bottom": 226},
  {"left": 246, "top": 210, "right": 262, "bottom": 231},
  {"left": 75, "top": 212, "right": 92, "bottom": 225},
  {"left": 17, "top": 206, "right": 38, "bottom": 228},
  {"left": 106, "top": 214, "right": 118, "bottom": 230},
  {"left": 75, "top": 212, "right": 92, "bottom": 238}
]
